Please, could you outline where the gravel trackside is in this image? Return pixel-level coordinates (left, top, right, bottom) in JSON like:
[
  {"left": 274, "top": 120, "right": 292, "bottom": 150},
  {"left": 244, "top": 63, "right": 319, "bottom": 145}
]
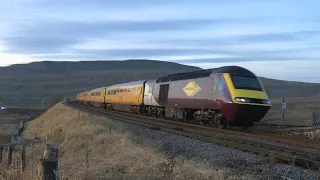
[{"left": 116, "top": 119, "right": 320, "bottom": 180}]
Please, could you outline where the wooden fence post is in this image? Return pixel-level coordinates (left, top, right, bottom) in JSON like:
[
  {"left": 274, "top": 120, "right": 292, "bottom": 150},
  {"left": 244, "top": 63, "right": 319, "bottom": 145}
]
[
  {"left": 38, "top": 144, "right": 58, "bottom": 180},
  {"left": 20, "top": 145, "right": 26, "bottom": 171},
  {"left": 0, "top": 147, "right": 3, "bottom": 163},
  {"left": 7, "top": 146, "right": 12, "bottom": 168}
]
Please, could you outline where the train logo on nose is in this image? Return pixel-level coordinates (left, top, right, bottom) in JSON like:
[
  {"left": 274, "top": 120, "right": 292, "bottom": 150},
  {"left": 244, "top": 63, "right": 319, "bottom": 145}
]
[{"left": 183, "top": 81, "right": 201, "bottom": 97}]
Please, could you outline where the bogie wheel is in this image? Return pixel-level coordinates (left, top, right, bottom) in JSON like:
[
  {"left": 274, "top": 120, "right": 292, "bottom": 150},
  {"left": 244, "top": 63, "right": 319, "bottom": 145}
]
[
  {"left": 218, "top": 121, "right": 225, "bottom": 129},
  {"left": 215, "top": 113, "right": 227, "bottom": 129}
]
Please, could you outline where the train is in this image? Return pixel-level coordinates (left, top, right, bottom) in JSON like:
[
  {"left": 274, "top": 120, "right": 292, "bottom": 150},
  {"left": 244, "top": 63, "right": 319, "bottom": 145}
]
[{"left": 76, "top": 66, "right": 272, "bottom": 129}]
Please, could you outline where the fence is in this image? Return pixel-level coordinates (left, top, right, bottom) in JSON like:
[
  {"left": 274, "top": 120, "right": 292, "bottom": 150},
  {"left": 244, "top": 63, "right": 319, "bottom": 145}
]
[
  {"left": 0, "top": 106, "right": 60, "bottom": 180},
  {"left": 0, "top": 142, "right": 59, "bottom": 180}
]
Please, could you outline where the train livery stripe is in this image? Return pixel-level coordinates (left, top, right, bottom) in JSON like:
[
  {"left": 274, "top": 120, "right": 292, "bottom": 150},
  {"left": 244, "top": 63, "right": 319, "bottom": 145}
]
[
  {"left": 223, "top": 73, "right": 271, "bottom": 106},
  {"left": 223, "top": 73, "right": 236, "bottom": 102}
]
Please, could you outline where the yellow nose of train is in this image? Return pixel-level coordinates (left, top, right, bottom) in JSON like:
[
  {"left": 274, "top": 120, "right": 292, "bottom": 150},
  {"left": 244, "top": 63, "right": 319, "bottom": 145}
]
[{"left": 220, "top": 73, "right": 271, "bottom": 126}]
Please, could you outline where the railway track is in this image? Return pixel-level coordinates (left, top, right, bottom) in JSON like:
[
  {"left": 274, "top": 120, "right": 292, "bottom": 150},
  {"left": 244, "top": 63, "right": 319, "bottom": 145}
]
[
  {"left": 67, "top": 101, "right": 320, "bottom": 170},
  {"left": 254, "top": 122, "right": 311, "bottom": 129}
]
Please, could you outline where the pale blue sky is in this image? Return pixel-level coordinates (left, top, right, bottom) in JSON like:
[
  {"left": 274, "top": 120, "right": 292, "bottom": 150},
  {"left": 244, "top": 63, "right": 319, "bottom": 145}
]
[{"left": 0, "top": 0, "right": 319, "bottom": 82}]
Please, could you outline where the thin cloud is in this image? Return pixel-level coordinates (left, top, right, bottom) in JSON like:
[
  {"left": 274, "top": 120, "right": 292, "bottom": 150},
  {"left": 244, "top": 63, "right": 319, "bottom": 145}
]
[{"left": 0, "top": 0, "right": 319, "bottom": 82}]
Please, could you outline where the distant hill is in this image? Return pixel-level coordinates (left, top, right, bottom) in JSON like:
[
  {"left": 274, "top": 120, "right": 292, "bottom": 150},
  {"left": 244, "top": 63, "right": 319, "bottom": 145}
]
[
  {"left": 0, "top": 60, "right": 320, "bottom": 106},
  {"left": 0, "top": 60, "right": 201, "bottom": 75}
]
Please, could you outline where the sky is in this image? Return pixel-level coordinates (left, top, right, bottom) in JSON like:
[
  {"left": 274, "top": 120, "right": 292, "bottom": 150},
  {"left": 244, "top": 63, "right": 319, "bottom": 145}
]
[{"left": 0, "top": 0, "right": 320, "bottom": 82}]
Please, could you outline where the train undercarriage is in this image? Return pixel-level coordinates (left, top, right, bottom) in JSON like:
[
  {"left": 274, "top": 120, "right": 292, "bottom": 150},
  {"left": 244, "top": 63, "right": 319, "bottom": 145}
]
[
  {"left": 78, "top": 100, "right": 236, "bottom": 129},
  {"left": 130, "top": 105, "right": 230, "bottom": 128}
]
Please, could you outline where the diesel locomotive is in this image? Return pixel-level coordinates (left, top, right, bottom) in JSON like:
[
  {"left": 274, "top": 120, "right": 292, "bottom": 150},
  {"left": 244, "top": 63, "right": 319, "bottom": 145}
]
[{"left": 76, "top": 66, "right": 272, "bottom": 128}]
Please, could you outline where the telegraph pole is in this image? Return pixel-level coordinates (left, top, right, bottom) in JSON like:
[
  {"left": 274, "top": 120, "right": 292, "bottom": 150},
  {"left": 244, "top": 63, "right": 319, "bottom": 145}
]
[
  {"left": 281, "top": 98, "right": 286, "bottom": 120},
  {"left": 42, "top": 97, "right": 45, "bottom": 110}
]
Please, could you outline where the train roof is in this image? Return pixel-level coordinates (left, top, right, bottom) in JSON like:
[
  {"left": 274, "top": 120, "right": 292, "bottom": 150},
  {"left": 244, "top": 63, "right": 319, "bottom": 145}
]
[
  {"left": 91, "top": 86, "right": 108, "bottom": 92},
  {"left": 107, "top": 80, "right": 147, "bottom": 89},
  {"left": 78, "top": 91, "right": 90, "bottom": 94},
  {"left": 156, "top": 66, "right": 255, "bottom": 83}
]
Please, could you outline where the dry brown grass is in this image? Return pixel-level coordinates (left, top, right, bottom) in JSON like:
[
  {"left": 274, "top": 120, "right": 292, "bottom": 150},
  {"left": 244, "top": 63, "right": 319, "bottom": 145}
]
[{"left": 6, "top": 102, "right": 246, "bottom": 180}]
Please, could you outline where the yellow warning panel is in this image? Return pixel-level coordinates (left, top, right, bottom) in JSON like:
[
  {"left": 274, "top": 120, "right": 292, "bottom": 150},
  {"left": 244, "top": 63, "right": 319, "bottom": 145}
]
[{"left": 183, "top": 81, "right": 201, "bottom": 97}]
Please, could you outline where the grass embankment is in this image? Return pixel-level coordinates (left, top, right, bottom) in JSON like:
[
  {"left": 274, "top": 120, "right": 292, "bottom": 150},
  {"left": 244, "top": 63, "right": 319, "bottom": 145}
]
[{"left": 18, "top": 103, "right": 230, "bottom": 180}]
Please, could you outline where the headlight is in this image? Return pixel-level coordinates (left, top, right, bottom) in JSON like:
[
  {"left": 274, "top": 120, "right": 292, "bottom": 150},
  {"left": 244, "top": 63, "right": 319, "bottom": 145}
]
[
  {"left": 261, "top": 99, "right": 271, "bottom": 104},
  {"left": 235, "top": 97, "right": 250, "bottom": 103}
]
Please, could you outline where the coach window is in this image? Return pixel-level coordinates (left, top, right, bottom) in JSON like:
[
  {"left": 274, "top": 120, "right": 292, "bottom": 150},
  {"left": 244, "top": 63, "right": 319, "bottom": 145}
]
[
  {"left": 120, "top": 89, "right": 123, "bottom": 92},
  {"left": 113, "top": 90, "right": 116, "bottom": 95},
  {"left": 117, "top": 90, "right": 119, "bottom": 93},
  {"left": 124, "top": 89, "right": 127, "bottom": 92},
  {"left": 128, "top": 88, "right": 131, "bottom": 92},
  {"left": 108, "top": 91, "right": 110, "bottom": 95},
  {"left": 132, "top": 88, "right": 136, "bottom": 92}
]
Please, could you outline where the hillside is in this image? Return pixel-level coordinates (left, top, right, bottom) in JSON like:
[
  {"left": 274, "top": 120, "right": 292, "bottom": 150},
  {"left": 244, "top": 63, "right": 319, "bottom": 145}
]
[{"left": 0, "top": 60, "right": 320, "bottom": 107}]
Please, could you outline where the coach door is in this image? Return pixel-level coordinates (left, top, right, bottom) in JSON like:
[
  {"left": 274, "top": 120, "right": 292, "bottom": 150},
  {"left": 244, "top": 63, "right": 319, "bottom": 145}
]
[{"left": 159, "top": 84, "right": 169, "bottom": 104}]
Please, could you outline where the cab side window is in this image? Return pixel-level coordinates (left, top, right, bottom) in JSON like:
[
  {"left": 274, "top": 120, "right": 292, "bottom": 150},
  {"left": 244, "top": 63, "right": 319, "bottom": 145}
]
[{"left": 218, "top": 75, "right": 226, "bottom": 91}]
